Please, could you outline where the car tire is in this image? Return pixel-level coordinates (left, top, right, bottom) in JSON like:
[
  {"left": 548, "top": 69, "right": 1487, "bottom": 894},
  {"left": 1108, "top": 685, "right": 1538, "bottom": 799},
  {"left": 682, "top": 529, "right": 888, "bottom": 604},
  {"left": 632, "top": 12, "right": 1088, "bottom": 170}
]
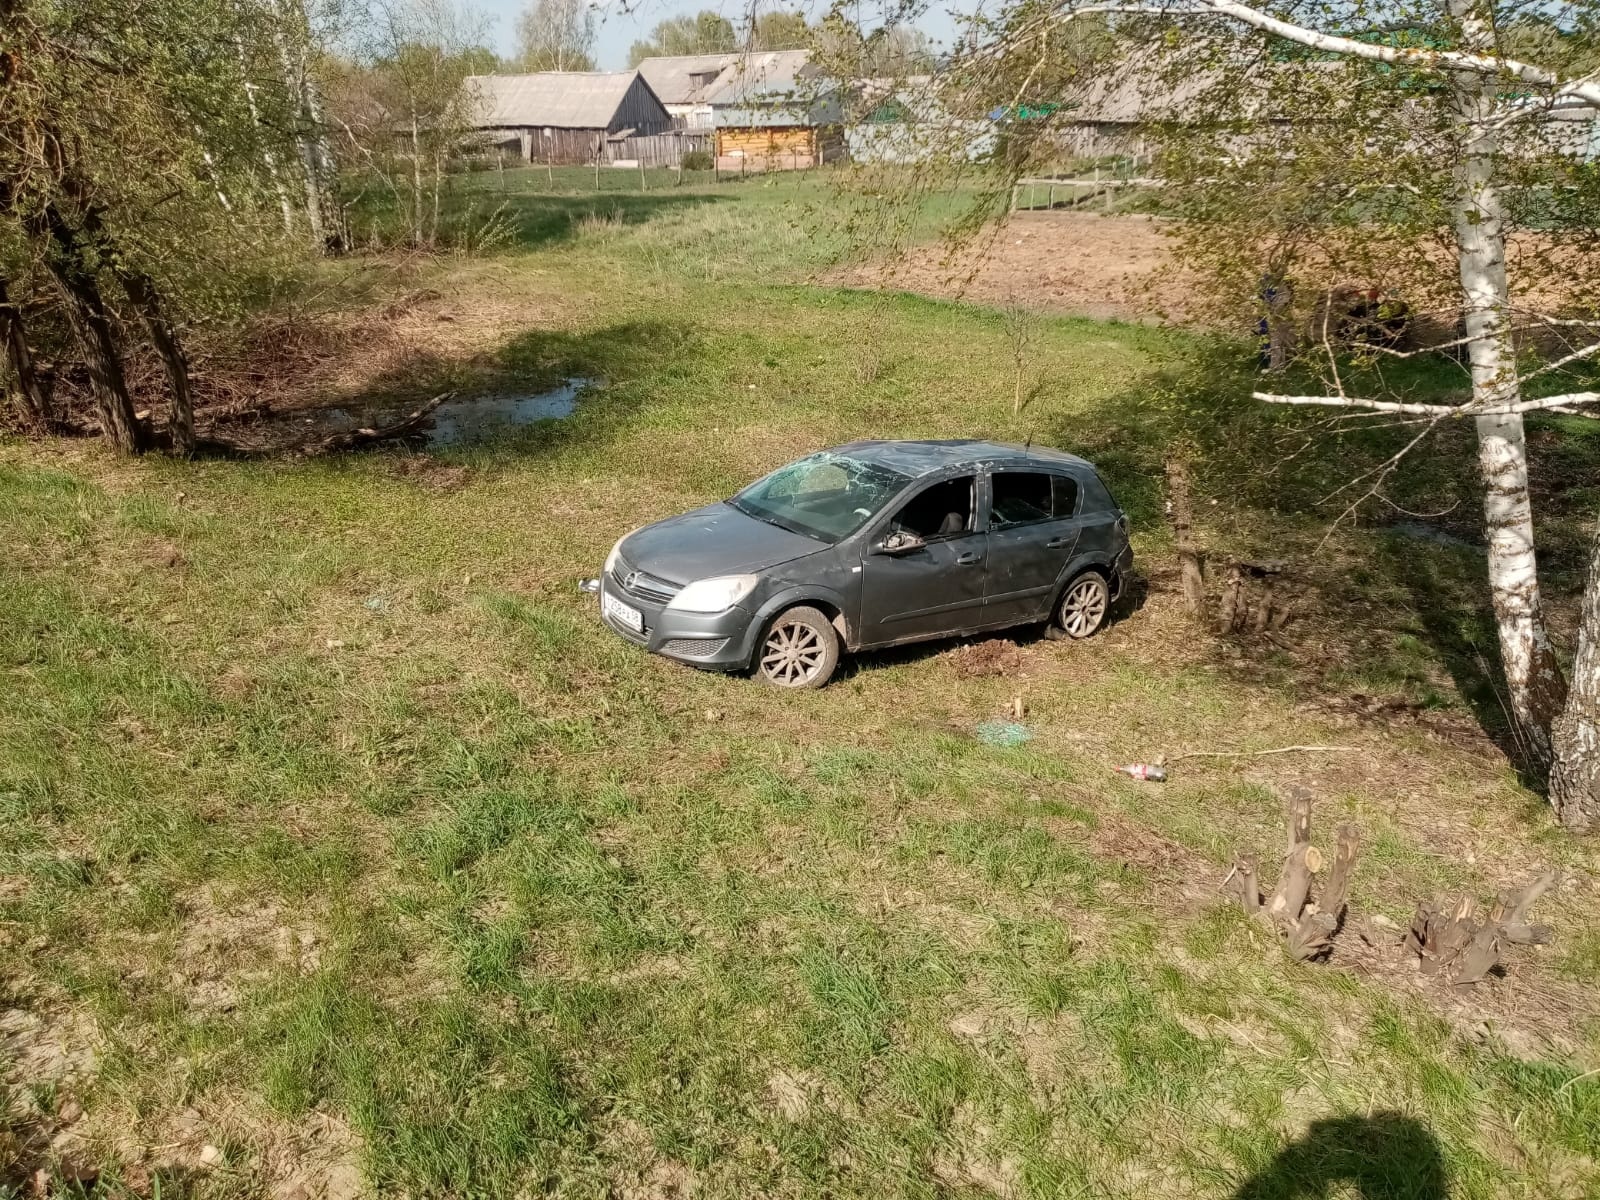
[
  {"left": 1054, "top": 571, "right": 1110, "bottom": 639},
  {"left": 755, "top": 606, "right": 840, "bottom": 689}
]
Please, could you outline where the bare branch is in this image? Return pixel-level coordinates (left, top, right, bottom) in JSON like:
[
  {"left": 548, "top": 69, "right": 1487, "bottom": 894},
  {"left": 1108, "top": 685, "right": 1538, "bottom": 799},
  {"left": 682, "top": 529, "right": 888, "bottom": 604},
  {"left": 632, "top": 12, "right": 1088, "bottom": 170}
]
[
  {"left": 1518, "top": 341, "right": 1600, "bottom": 384},
  {"left": 1254, "top": 393, "right": 1455, "bottom": 416},
  {"left": 1255, "top": 392, "right": 1600, "bottom": 416},
  {"left": 1053, "top": 1, "right": 1600, "bottom": 109}
]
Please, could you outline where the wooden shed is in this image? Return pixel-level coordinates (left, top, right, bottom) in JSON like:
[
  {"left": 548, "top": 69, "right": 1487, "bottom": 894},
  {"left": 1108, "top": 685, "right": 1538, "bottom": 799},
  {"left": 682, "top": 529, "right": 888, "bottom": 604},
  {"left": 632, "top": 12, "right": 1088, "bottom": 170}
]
[{"left": 466, "top": 71, "right": 672, "bottom": 165}]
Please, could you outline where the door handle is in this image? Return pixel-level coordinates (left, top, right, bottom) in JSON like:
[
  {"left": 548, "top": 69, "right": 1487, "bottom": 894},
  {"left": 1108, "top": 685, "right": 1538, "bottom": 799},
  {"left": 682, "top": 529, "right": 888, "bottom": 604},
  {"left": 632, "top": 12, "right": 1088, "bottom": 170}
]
[
  {"left": 1046, "top": 537, "right": 1069, "bottom": 548},
  {"left": 956, "top": 551, "right": 981, "bottom": 565}
]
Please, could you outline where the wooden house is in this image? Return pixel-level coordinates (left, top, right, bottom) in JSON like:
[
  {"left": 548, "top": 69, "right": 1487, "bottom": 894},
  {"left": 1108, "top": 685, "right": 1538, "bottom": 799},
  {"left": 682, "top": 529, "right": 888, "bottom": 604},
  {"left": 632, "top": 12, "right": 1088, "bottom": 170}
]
[{"left": 465, "top": 71, "right": 672, "bottom": 164}]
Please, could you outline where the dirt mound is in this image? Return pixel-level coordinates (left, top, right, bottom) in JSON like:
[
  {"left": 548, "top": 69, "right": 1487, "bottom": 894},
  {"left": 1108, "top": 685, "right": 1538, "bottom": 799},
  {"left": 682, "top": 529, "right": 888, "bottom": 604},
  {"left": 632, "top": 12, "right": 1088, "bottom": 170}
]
[{"left": 829, "top": 211, "right": 1201, "bottom": 323}]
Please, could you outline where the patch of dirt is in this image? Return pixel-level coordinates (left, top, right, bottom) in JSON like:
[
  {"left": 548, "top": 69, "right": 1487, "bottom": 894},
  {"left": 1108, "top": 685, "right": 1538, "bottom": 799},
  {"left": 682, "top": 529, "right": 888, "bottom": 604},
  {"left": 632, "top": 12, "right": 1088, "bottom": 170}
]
[
  {"left": 945, "top": 638, "right": 1027, "bottom": 679},
  {"left": 765, "top": 1069, "right": 824, "bottom": 1123},
  {"left": 828, "top": 212, "right": 1199, "bottom": 323},
  {"left": 386, "top": 455, "right": 472, "bottom": 493},
  {"left": 162, "top": 888, "right": 323, "bottom": 1015},
  {"left": 606, "top": 1119, "right": 698, "bottom": 1200},
  {"left": 0, "top": 1006, "right": 101, "bottom": 1192}
]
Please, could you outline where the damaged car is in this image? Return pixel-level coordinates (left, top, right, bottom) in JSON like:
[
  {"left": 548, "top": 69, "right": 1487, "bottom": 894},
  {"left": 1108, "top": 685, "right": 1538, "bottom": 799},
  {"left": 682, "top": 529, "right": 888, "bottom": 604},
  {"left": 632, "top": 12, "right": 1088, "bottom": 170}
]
[{"left": 588, "top": 439, "right": 1133, "bottom": 689}]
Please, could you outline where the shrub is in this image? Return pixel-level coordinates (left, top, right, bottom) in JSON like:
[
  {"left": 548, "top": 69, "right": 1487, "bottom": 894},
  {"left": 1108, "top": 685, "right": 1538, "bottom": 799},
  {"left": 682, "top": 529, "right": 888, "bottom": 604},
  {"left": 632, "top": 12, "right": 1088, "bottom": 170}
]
[{"left": 681, "top": 150, "right": 713, "bottom": 172}]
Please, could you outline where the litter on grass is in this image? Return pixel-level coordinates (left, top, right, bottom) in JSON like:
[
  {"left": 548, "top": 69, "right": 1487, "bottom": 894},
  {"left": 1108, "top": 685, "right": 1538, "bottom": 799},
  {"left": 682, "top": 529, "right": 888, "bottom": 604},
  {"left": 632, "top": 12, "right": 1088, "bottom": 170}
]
[{"left": 975, "top": 720, "right": 1032, "bottom": 747}]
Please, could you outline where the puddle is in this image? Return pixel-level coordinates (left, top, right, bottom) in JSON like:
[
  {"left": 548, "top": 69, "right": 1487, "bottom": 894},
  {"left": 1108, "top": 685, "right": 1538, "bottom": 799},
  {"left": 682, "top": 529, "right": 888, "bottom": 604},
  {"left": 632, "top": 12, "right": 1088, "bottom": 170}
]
[
  {"left": 424, "top": 378, "right": 595, "bottom": 446},
  {"left": 1386, "top": 520, "right": 1482, "bottom": 552}
]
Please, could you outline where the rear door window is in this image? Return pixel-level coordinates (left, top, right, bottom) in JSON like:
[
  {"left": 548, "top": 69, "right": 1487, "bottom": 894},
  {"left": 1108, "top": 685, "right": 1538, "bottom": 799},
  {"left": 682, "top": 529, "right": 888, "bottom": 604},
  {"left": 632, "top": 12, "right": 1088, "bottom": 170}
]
[
  {"left": 990, "top": 472, "right": 1054, "bottom": 528},
  {"left": 1052, "top": 475, "right": 1080, "bottom": 519}
]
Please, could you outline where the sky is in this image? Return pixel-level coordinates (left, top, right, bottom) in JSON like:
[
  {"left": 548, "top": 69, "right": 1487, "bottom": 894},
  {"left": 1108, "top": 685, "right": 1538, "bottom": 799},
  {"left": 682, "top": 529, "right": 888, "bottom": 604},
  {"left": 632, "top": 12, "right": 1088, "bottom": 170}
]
[{"left": 473, "top": 0, "right": 983, "bottom": 71}]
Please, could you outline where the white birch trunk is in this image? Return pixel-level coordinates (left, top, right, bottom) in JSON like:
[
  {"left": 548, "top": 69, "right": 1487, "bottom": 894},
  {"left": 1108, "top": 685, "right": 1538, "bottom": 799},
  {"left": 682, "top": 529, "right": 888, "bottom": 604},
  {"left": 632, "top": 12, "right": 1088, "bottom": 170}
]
[
  {"left": 1551, "top": 520, "right": 1600, "bottom": 832},
  {"left": 1449, "top": 0, "right": 1567, "bottom": 770}
]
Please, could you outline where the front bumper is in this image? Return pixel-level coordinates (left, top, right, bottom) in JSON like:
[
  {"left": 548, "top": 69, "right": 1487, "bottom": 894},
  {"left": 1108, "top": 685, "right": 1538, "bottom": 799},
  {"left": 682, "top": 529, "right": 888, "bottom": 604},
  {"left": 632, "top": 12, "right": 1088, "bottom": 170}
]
[{"left": 597, "top": 573, "right": 760, "bottom": 670}]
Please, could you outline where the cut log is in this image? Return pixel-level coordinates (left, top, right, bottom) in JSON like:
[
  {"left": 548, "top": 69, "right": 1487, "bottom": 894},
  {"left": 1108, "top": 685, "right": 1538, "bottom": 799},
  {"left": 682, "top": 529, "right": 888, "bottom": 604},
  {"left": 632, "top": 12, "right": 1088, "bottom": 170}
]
[
  {"left": 194, "top": 392, "right": 453, "bottom": 457},
  {"left": 1317, "top": 824, "right": 1361, "bottom": 927},
  {"left": 1452, "top": 923, "right": 1501, "bottom": 986},
  {"left": 1233, "top": 854, "right": 1261, "bottom": 913},
  {"left": 1500, "top": 922, "right": 1552, "bottom": 945},
  {"left": 1218, "top": 564, "right": 1245, "bottom": 632},
  {"left": 1496, "top": 871, "right": 1557, "bottom": 926},
  {"left": 1268, "top": 844, "right": 1322, "bottom": 924}
]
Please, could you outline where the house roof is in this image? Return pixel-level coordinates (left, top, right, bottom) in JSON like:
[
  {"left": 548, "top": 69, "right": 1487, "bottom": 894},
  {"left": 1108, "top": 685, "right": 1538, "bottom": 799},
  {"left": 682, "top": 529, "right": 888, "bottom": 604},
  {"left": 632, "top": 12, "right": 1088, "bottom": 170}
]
[
  {"left": 465, "top": 71, "right": 650, "bottom": 129},
  {"left": 701, "top": 50, "right": 819, "bottom": 106},
  {"left": 634, "top": 54, "right": 743, "bottom": 105}
]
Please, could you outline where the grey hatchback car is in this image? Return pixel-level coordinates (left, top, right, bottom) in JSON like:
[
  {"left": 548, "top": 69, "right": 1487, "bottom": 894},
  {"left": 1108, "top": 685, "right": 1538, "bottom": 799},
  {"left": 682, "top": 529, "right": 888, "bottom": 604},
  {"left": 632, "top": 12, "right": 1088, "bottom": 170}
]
[{"left": 593, "top": 439, "right": 1133, "bottom": 688}]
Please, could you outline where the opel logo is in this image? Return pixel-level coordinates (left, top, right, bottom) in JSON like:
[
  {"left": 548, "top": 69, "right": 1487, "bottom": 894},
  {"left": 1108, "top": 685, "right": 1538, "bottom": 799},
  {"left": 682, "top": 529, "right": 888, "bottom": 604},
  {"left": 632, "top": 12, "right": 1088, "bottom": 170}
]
[{"left": 624, "top": 571, "right": 641, "bottom": 590}]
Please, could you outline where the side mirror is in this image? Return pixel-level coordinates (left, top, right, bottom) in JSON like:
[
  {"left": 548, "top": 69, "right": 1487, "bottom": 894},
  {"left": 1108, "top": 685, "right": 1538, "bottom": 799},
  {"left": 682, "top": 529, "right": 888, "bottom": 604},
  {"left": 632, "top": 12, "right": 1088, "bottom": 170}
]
[{"left": 877, "top": 529, "right": 925, "bottom": 556}]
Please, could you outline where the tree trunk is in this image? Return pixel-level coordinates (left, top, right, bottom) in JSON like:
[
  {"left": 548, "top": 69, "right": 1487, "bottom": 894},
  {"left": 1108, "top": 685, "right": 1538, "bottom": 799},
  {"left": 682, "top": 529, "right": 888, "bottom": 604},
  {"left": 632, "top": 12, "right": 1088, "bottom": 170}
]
[
  {"left": 410, "top": 109, "right": 425, "bottom": 247},
  {"left": 1551, "top": 521, "right": 1600, "bottom": 833},
  {"left": 1449, "top": 0, "right": 1566, "bottom": 771},
  {"left": 39, "top": 211, "right": 143, "bottom": 454},
  {"left": 120, "top": 271, "right": 195, "bottom": 455},
  {"left": 0, "top": 276, "right": 54, "bottom": 429},
  {"left": 1165, "top": 453, "right": 1207, "bottom": 617}
]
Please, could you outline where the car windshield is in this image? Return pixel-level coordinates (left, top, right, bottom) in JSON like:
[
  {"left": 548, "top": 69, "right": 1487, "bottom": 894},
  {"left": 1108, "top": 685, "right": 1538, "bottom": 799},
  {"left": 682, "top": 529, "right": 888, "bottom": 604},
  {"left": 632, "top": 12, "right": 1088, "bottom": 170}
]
[{"left": 731, "top": 452, "right": 911, "bottom": 543}]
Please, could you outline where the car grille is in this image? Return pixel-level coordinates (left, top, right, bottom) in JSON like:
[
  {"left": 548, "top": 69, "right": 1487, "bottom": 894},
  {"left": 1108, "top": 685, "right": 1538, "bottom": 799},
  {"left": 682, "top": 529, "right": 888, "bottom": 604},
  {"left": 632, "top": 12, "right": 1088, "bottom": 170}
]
[
  {"left": 610, "top": 559, "right": 680, "bottom": 604},
  {"left": 661, "top": 637, "right": 729, "bottom": 658}
]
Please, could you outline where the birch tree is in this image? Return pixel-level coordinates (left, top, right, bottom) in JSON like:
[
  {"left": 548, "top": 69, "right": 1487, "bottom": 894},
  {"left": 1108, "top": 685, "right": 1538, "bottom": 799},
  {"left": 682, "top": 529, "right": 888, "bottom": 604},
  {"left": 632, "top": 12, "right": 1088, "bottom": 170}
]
[{"left": 945, "top": 0, "right": 1600, "bottom": 818}]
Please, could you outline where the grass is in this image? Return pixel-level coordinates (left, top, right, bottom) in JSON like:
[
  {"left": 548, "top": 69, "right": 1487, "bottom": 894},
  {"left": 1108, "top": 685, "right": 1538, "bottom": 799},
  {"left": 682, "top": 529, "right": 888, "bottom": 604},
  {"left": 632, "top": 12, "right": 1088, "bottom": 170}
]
[{"left": 2, "top": 170, "right": 1599, "bottom": 1198}]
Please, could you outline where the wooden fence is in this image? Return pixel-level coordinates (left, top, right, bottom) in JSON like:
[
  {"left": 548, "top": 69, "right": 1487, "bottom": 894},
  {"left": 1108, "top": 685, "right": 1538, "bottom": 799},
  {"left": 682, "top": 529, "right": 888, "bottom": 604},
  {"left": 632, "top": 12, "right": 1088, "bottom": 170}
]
[{"left": 605, "top": 131, "right": 714, "bottom": 168}]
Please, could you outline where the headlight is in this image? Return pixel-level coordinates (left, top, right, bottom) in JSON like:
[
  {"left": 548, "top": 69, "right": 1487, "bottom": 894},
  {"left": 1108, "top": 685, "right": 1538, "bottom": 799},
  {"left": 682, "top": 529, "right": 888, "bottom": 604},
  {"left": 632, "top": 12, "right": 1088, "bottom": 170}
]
[
  {"left": 604, "top": 533, "right": 628, "bottom": 576},
  {"left": 666, "top": 574, "right": 759, "bottom": 613}
]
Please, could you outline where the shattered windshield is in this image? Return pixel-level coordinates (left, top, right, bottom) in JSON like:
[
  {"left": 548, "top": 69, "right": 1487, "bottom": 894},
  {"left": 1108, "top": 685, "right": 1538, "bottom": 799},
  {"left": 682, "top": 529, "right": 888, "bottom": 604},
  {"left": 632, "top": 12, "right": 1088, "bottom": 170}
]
[{"left": 732, "top": 452, "right": 912, "bottom": 543}]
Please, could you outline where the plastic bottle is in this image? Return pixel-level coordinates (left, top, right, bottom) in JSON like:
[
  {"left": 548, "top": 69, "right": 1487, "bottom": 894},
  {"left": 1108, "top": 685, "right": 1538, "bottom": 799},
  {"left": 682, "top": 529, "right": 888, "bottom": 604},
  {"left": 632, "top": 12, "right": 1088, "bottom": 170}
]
[{"left": 1115, "top": 763, "right": 1167, "bottom": 782}]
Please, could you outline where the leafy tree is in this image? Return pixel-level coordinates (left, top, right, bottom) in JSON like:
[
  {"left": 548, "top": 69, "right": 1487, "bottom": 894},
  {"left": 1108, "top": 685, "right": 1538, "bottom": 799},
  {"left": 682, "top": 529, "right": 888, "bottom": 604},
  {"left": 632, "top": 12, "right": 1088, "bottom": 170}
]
[
  {"left": 940, "top": 0, "right": 1600, "bottom": 825},
  {"left": 329, "top": 0, "right": 490, "bottom": 247},
  {"left": 751, "top": 9, "right": 812, "bottom": 50},
  {"left": 515, "top": 0, "right": 597, "bottom": 71},
  {"left": 627, "top": 10, "right": 738, "bottom": 65},
  {"left": 0, "top": 0, "right": 311, "bottom": 453}
]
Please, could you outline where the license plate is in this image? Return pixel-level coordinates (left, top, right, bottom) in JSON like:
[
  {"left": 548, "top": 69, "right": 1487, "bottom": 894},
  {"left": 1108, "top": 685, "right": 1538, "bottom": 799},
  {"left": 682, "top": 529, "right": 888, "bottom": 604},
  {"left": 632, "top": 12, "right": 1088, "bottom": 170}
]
[{"left": 603, "top": 590, "right": 643, "bottom": 633}]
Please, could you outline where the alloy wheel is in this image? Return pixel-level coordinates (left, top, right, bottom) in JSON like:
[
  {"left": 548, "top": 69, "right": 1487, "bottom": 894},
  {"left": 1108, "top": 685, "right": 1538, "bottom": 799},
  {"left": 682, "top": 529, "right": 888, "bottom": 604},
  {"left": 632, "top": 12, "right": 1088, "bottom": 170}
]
[
  {"left": 760, "top": 619, "right": 826, "bottom": 686},
  {"left": 1060, "top": 576, "right": 1108, "bottom": 638}
]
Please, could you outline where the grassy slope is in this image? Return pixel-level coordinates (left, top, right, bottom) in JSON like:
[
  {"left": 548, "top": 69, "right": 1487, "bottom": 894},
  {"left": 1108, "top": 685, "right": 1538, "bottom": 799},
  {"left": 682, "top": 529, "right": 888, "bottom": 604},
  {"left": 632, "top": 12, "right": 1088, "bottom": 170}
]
[{"left": 2, "top": 170, "right": 1598, "bottom": 1199}]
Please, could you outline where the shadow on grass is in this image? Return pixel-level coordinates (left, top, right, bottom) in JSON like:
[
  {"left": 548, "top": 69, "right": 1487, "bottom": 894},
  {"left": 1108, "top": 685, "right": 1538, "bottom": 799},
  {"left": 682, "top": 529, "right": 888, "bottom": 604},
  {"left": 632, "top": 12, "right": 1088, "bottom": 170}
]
[
  {"left": 1038, "top": 336, "right": 1558, "bottom": 766},
  {"left": 1232, "top": 1113, "right": 1448, "bottom": 1199},
  {"left": 347, "top": 181, "right": 729, "bottom": 252}
]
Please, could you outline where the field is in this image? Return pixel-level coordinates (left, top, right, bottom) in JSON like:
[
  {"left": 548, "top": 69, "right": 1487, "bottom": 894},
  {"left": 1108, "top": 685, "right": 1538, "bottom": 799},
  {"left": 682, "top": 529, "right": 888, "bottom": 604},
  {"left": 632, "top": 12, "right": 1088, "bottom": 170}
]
[{"left": 3, "top": 167, "right": 1599, "bottom": 1199}]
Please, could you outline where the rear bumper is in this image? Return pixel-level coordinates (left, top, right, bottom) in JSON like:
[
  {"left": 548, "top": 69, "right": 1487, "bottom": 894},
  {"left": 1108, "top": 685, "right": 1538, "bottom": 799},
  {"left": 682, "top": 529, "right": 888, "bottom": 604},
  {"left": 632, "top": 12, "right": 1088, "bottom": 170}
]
[
  {"left": 598, "top": 575, "right": 760, "bottom": 670},
  {"left": 1110, "top": 543, "right": 1135, "bottom": 598}
]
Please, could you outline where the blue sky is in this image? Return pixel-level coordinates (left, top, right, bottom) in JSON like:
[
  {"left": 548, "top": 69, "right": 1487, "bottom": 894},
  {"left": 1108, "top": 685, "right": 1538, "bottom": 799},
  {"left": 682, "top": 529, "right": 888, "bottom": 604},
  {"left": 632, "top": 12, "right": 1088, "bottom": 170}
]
[{"left": 472, "top": 0, "right": 983, "bottom": 70}]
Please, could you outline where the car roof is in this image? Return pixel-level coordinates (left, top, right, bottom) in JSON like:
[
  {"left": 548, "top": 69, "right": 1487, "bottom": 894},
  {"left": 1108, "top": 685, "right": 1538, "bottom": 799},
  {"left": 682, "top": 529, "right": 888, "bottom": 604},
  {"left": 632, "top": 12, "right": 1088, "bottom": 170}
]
[{"left": 828, "top": 439, "right": 1096, "bottom": 478}]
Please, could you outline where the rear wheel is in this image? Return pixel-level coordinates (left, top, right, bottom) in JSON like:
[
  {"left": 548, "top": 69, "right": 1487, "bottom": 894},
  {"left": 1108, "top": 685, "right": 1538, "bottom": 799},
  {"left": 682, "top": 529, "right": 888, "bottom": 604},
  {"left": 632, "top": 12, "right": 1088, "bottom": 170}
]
[
  {"left": 756, "top": 606, "right": 839, "bottom": 689},
  {"left": 1055, "top": 572, "right": 1109, "bottom": 639}
]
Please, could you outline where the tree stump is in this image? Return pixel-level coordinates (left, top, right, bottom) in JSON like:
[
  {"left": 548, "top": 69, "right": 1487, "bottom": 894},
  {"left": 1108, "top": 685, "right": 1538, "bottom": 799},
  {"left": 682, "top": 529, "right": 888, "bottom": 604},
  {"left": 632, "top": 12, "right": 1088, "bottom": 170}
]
[
  {"left": 1405, "top": 871, "right": 1556, "bottom": 986},
  {"left": 1230, "top": 788, "right": 1361, "bottom": 962}
]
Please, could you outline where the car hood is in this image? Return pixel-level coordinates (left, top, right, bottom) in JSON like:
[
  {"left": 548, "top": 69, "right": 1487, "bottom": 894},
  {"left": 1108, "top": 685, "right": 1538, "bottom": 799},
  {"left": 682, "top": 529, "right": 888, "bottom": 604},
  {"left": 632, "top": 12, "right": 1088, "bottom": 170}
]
[{"left": 619, "top": 502, "right": 824, "bottom": 584}]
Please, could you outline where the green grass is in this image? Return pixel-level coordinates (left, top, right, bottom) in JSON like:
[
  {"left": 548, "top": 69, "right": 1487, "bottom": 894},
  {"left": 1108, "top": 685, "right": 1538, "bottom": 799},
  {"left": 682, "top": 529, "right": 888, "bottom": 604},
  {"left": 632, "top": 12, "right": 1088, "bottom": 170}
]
[{"left": 2, "top": 171, "right": 1599, "bottom": 1198}]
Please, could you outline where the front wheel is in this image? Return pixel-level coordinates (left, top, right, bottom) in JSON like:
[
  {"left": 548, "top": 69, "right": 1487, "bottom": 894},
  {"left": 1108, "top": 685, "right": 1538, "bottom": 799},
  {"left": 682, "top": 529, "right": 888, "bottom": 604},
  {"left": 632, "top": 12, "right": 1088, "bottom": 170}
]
[
  {"left": 1055, "top": 572, "right": 1109, "bottom": 639},
  {"left": 756, "top": 606, "right": 840, "bottom": 689}
]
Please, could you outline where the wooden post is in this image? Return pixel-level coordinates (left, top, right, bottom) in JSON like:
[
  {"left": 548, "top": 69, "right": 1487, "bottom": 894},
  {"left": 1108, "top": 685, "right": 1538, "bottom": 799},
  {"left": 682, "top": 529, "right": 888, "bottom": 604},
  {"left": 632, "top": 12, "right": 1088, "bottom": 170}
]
[
  {"left": 594, "top": 151, "right": 600, "bottom": 192},
  {"left": 1104, "top": 179, "right": 1113, "bottom": 213},
  {"left": 677, "top": 133, "right": 684, "bottom": 186},
  {"left": 640, "top": 157, "right": 647, "bottom": 192}
]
